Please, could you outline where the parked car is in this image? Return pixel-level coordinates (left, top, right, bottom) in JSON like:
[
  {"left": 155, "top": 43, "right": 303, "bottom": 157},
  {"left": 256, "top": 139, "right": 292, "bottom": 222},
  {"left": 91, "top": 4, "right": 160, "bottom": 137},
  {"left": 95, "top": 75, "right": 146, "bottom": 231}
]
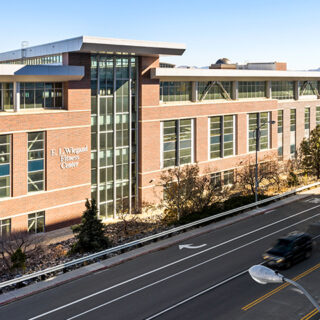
[{"left": 263, "top": 232, "right": 313, "bottom": 269}]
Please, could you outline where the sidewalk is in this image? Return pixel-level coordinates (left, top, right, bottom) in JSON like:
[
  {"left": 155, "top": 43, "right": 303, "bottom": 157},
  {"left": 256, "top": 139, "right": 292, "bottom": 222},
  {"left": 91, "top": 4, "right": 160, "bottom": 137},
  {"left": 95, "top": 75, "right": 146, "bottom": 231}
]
[{"left": 1, "top": 187, "right": 319, "bottom": 306}]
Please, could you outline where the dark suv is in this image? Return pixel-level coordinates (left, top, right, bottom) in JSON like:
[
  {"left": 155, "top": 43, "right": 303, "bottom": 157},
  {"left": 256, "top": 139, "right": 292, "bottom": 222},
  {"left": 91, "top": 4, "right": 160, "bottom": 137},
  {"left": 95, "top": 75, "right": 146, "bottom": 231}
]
[{"left": 263, "top": 232, "right": 313, "bottom": 269}]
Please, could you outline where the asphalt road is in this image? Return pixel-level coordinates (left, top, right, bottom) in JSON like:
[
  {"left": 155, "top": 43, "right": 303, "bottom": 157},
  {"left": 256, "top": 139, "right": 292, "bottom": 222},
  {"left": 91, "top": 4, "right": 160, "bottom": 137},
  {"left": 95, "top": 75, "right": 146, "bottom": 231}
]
[{"left": 1, "top": 196, "right": 320, "bottom": 320}]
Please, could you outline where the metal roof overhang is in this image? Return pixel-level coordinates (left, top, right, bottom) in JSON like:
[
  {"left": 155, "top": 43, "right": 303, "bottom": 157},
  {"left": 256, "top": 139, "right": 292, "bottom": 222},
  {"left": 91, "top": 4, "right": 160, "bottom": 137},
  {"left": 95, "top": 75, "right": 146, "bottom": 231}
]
[
  {"left": 0, "top": 36, "right": 186, "bottom": 62},
  {"left": 151, "top": 68, "right": 320, "bottom": 81},
  {"left": 0, "top": 65, "right": 84, "bottom": 82}
]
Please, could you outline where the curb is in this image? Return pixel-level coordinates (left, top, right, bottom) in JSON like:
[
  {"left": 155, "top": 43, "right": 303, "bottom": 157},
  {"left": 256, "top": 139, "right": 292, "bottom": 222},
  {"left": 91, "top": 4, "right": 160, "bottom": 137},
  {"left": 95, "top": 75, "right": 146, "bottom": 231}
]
[{"left": 0, "top": 191, "right": 315, "bottom": 306}]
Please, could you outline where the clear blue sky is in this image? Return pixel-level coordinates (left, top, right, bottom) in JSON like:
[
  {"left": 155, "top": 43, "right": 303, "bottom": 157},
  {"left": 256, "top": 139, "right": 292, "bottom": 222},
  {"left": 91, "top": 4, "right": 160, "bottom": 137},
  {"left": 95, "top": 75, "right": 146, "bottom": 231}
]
[{"left": 0, "top": 0, "right": 319, "bottom": 70}]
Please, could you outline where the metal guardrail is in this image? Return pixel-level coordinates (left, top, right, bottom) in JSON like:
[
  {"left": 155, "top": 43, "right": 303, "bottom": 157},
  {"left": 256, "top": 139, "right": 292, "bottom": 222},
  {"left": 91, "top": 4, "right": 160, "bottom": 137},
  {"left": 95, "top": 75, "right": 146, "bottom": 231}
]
[{"left": 1, "top": 181, "right": 320, "bottom": 290}]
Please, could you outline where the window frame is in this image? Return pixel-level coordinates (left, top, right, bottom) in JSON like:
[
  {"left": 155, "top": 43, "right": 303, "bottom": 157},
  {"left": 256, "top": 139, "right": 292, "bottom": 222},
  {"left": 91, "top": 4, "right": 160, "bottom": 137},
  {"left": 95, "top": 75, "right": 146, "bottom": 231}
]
[
  {"left": 208, "top": 115, "right": 236, "bottom": 160},
  {"left": 0, "top": 218, "right": 11, "bottom": 237},
  {"left": 27, "top": 131, "right": 45, "bottom": 193},
  {"left": 28, "top": 211, "right": 45, "bottom": 234},
  {"left": 247, "top": 112, "right": 271, "bottom": 153},
  {"left": 161, "top": 119, "right": 194, "bottom": 168}
]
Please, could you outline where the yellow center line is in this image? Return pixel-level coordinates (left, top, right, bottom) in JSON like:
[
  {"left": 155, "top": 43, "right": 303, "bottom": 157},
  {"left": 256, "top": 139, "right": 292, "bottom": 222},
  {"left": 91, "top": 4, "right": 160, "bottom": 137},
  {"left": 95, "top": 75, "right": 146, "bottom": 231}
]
[
  {"left": 242, "top": 263, "right": 320, "bottom": 311},
  {"left": 300, "top": 308, "right": 318, "bottom": 320}
]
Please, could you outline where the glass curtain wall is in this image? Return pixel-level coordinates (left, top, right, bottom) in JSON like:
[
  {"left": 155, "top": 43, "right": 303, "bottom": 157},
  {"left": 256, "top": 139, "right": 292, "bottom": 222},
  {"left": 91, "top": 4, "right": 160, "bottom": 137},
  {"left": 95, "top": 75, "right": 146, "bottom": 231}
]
[
  {"left": 20, "top": 83, "right": 63, "bottom": 109},
  {"left": 238, "top": 81, "right": 266, "bottom": 99},
  {"left": 271, "top": 81, "right": 294, "bottom": 100},
  {"left": 160, "top": 82, "right": 192, "bottom": 102},
  {"left": 91, "top": 55, "right": 137, "bottom": 219}
]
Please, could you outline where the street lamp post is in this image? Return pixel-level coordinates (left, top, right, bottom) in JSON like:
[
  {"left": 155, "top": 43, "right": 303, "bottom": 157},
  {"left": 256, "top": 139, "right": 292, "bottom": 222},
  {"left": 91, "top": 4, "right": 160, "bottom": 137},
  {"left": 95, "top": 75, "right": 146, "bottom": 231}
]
[
  {"left": 254, "top": 120, "right": 275, "bottom": 203},
  {"left": 249, "top": 265, "right": 320, "bottom": 313}
]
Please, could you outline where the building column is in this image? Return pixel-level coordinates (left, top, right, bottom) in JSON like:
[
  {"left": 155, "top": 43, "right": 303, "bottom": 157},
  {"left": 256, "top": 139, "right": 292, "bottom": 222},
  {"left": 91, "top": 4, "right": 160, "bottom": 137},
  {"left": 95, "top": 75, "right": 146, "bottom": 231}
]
[
  {"left": 232, "top": 81, "right": 238, "bottom": 100},
  {"left": 191, "top": 81, "right": 198, "bottom": 102},
  {"left": 294, "top": 81, "right": 299, "bottom": 100},
  {"left": 266, "top": 81, "right": 271, "bottom": 99},
  {"left": 13, "top": 82, "right": 20, "bottom": 112}
]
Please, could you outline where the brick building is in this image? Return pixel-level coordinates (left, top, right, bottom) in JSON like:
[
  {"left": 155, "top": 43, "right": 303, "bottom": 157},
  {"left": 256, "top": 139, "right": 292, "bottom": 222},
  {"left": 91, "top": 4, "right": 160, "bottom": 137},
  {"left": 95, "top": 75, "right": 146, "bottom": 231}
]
[{"left": 0, "top": 36, "right": 319, "bottom": 234}]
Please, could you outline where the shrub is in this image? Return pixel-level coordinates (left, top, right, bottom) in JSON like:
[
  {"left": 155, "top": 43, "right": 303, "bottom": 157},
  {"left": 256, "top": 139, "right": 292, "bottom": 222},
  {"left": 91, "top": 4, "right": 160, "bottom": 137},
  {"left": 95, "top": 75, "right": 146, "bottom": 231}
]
[
  {"left": 10, "top": 248, "right": 26, "bottom": 271},
  {"left": 70, "top": 199, "right": 111, "bottom": 254}
]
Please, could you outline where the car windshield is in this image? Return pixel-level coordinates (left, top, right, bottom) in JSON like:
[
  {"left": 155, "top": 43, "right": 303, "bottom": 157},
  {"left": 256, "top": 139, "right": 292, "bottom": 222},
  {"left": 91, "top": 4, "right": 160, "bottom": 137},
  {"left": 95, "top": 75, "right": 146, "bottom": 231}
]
[{"left": 271, "top": 239, "right": 292, "bottom": 252}]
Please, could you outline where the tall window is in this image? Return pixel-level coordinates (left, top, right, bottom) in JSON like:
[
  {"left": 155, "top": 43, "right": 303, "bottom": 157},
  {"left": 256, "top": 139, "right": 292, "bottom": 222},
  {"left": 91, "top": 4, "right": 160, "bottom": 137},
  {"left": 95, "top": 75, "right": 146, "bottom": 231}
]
[
  {"left": 223, "top": 170, "right": 234, "bottom": 186},
  {"left": 271, "top": 81, "right": 294, "bottom": 100},
  {"left": 290, "top": 109, "right": 296, "bottom": 157},
  {"left": 317, "top": 106, "right": 320, "bottom": 126},
  {"left": 299, "top": 81, "right": 319, "bottom": 96},
  {"left": 28, "top": 212, "right": 45, "bottom": 233},
  {"left": 0, "top": 83, "right": 13, "bottom": 110},
  {"left": 160, "top": 82, "right": 192, "bottom": 102},
  {"left": 162, "top": 119, "right": 194, "bottom": 168},
  {"left": 209, "top": 115, "right": 235, "bottom": 159},
  {"left": 20, "top": 83, "right": 63, "bottom": 109},
  {"left": 238, "top": 81, "right": 266, "bottom": 99},
  {"left": 210, "top": 172, "right": 221, "bottom": 189},
  {"left": 278, "top": 110, "right": 283, "bottom": 157},
  {"left": 248, "top": 112, "right": 270, "bottom": 152},
  {"left": 0, "top": 135, "right": 11, "bottom": 198},
  {"left": 91, "top": 55, "right": 137, "bottom": 218},
  {"left": 28, "top": 132, "right": 45, "bottom": 192},
  {"left": 198, "top": 82, "right": 232, "bottom": 100},
  {"left": 305, "top": 107, "right": 310, "bottom": 138},
  {"left": 0, "top": 218, "right": 11, "bottom": 237}
]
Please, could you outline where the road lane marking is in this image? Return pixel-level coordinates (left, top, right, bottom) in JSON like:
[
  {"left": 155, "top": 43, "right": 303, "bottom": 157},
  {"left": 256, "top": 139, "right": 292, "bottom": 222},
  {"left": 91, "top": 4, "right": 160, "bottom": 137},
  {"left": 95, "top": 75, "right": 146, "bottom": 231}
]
[
  {"left": 48, "top": 214, "right": 320, "bottom": 320},
  {"left": 179, "top": 244, "right": 207, "bottom": 250},
  {"left": 145, "top": 269, "right": 248, "bottom": 320},
  {"left": 301, "top": 308, "right": 318, "bottom": 320},
  {"left": 28, "top": 204, "right": 320, "bottom": 320},
  {"left": 242, "top": 263, "right": 320, "bottom": 311}
]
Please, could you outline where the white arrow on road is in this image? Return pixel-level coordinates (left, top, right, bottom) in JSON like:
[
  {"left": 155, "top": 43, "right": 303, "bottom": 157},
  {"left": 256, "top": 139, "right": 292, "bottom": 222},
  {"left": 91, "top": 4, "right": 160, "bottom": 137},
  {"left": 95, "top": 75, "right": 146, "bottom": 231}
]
[{"left": 179, "top": 243, "right": 207, "bottom": 250}]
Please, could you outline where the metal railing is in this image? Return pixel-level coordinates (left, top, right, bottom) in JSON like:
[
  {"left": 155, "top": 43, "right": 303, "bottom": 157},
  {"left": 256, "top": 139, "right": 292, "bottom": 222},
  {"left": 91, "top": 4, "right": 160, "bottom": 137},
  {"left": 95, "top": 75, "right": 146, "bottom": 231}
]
[{"left": 1, "top": 181, "right": 320, "bottom": 290}]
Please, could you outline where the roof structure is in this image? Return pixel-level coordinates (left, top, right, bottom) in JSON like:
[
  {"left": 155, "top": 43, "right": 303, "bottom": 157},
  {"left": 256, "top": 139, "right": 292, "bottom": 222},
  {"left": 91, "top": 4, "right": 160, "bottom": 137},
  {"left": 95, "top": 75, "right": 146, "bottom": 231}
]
[
  {"left": 0, "top": 64, "right": 84, "bottom": 82},
  {"left": 151, "top": 68, "right": 320, "bottom": 81},
  {"left": 0, "top": 36, "right": 186, "bottom": 62}
]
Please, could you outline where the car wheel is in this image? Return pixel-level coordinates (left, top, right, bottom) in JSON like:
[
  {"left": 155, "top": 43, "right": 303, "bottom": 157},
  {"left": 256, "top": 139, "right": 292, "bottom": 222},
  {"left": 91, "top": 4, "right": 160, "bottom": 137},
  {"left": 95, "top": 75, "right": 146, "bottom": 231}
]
[{"left": 285, "top": 260, "right": 292, "bottom": 269}]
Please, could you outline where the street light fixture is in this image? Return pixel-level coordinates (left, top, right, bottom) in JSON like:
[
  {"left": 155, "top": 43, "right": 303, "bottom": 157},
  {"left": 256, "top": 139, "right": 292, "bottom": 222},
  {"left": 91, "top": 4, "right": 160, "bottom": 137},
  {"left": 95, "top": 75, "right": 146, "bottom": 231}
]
[
  {"left": 254, "top": 120, "right": 276, "bottom": 203},
  {"left": 248, "top": 265, "right": 320, "bottom": 313}
]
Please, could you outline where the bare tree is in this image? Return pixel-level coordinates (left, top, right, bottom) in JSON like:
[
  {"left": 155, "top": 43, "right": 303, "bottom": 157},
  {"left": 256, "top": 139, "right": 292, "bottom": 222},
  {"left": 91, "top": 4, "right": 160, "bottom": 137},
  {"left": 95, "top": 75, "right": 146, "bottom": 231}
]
[
  {"left": 159, "top": 164, "right": 218, "bottom": 222},
  {"left": 0, "top": 231, "right": 43, "bottom": 272},
  {"left": 116, "top": 199, "right": 140, "bottom": 236},
  {"left": 236, "top": 156, "right": 282, "bottom": 196},
  {"left": 299, "top": 125, "right": 320, "bottom": 179}
]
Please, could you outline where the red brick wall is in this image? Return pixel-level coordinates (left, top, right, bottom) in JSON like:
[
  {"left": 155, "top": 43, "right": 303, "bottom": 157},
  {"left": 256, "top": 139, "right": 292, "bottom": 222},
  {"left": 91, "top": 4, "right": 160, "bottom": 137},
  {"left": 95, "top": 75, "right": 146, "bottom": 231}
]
[
  {"left": 8, "top": 186, "right": 89, "bottom": 232},
  {"left": 275, "top": 62, "right": 287, "bottom": 70},
  {"left": 0, "top": 111, "right": 89, "bottom": 132},
  {"left": 138, "top": 99, "right": 279, "bottom": 205},
  {"left": 138, "top": 56, "right": 160, "bottom": 107},
  {"left": 0, "top": 50, "right": 92, "bottom": 232},
  {"left": 278, "top": 100, "right": 320, "bottom": 160},
  {"left": 46, "top": 127, "right": 90, "bottom": 190},
  {"left": 12, "top": 133, "right": 27, "bottom": 197},
  {"left": 63, "top": 52, "right": 91, "bottom": 111}
]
